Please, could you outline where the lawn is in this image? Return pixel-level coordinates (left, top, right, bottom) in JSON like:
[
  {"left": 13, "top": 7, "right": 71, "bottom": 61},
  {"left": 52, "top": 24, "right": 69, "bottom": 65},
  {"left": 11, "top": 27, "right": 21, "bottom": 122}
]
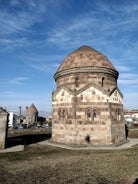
[{"left": 0, "top": 129, "right": 137, "bottom": 184}]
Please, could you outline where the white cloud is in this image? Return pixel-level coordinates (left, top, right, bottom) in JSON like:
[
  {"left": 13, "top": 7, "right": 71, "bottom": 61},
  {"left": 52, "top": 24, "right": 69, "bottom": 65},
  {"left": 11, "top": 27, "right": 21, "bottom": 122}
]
[
  {"left": 116, "top": 65, "right": 131, "bottom": 72},
  {"left": 0, "top": 0, "right": 50, "bottom": 50},
  {"left": 123, "top": 92, "right": 138, "bottom": 109},
  {"left": 8, "top": 77, "right": 29, "bottom": 85},
  {"left": 26, "top": 62, "right": 57, "bottom": 73},
  {"left": 119, "top": 79, "right": 138, "bottom": 85},
  {"left": 0, "top": 90, "right": 52, "bottom": 112},
  {"left": 119, "top": 73, "right": 138, "bottom": 79},
  {"left": 118, "top": 73, "right": 138, "bottom": 86},
  {"left": 45, "top": 0, "right": 138, "bottom": 52},
  {"left": 0, "top": 37, "right": 29, "bottom": 50}
]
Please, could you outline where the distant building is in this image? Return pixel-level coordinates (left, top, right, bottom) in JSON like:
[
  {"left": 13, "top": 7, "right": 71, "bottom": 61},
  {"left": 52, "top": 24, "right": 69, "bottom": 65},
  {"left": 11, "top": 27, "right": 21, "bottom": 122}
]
[
  {"left": 124, "top": 109, "right": 138, "bottom": 127},
  {"left": 52, "top": 45, "right": 126, "bottom": 145},
  {"left": 26, "top": 103, "right": 38, "bottom": 125},
  {"left": 7, "top": 104, "right": 39, "bottom": 127},
  {"left": 8, "top": 112, "right": 18, "bottom": 128}
]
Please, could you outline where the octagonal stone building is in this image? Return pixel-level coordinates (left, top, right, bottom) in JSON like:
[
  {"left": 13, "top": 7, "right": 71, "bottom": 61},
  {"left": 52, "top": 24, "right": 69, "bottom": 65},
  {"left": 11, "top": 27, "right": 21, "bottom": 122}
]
[{"left": 52, "top": 45, "right": 126, "bottom": 145}]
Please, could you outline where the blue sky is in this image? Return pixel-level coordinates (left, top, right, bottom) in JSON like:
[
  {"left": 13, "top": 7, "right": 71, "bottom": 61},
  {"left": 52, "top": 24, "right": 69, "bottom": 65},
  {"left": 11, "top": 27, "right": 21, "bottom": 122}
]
[{"left": 0, "top": 0, "right": 138, "bottom": 115}]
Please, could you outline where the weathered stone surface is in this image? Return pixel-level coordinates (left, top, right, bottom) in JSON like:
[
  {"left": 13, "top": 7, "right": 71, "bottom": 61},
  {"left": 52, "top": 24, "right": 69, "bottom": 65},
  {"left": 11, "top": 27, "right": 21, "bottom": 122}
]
[
  {"left": 52, "top": 45, "right": 126, "bottom": 145},
  {"left": 0, "top": 108, "right": 9, "bottom": 149}
]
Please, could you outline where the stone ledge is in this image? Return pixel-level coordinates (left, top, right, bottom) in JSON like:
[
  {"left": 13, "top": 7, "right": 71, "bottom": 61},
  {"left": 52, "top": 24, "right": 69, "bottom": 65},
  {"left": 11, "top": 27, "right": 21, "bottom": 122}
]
[
  {"left": 37, "top": 138, "right": 138, "bottom": 150},
  {"left": 0, "top": 145, "right": 24, "bottom": 153}
]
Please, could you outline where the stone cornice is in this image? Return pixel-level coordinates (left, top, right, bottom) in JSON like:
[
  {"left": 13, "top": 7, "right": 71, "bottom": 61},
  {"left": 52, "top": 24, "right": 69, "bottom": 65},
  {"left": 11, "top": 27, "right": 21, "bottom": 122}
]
[
  {"left": 52, "top": 86, "right": 74, "bottom": 97},
  {"left": 54, "top": 66, "right": 118, "bottom": 81},
  {"left": 76, "top": 82, "right": 109, "bottom": 96},
  {"left": 109, "top": 86, "right": 123, "bottom": 98}
]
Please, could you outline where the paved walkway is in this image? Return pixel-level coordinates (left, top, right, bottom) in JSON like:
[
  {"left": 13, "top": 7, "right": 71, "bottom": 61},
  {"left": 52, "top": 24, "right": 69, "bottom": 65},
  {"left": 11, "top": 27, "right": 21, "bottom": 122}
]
[
  {"left": 37, "top": 138, "right": 138, "bottom": 150},
  {"left": 0, "top": 138, "right": 137, "bottom": 153}
]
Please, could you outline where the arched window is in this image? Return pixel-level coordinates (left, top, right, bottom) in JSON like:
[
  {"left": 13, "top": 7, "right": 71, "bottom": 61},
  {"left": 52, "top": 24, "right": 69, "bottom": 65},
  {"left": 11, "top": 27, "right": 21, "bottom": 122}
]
[
  {"left": 116, "top": 109, "right": 121, "bottom": 121},
  {"left": 86, "top": 108, "right": 98, "bottom": 122},
  {"left": 75, "top": 76, "right": 79, "bottom": 87},
  {"left": 86, "top": 108, "right": 92, "bottom": 121},
  {"left": 58, "top": 108, "right": 66, "bottom": 119},
  {"left": 93, "top": 109, "right": 97, "bottom": 119},
  {"left": 102, "top": 77, "right": 104, "bottom": 87}
]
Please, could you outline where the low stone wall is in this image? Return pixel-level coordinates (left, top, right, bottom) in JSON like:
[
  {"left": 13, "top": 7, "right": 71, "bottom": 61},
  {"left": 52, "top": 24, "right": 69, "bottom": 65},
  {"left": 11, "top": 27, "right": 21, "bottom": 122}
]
[{"left": 8, "top": 127, "right": 51, "bottom": 137}]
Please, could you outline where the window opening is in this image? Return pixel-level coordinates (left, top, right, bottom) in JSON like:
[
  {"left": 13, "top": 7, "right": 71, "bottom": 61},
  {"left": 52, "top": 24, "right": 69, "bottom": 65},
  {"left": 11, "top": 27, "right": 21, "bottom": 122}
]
[
  {"left": 59, "top": 109, "right": 66, "bottom": 119},
  {"left": 86, "top": 108, "right": 92, "bottom": 121},
  {"left": 102, "top": 77, "right": 104, "bottom": 87},
  {"left": 93, "top": 110, "right": 97, "bottom": 119},
  {"left": 75, "top": 76, "right": 79, "bottom": 87},
  {"left": 116, "top": 109, "right": 121, "bottom": 121}
]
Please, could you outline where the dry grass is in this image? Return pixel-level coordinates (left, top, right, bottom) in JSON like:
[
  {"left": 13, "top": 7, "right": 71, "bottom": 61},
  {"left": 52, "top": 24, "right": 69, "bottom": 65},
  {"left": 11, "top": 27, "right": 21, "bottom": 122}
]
[
  {"left": 128, "top": 129, "right": 138, "bottom": 138},
  {"left": 0, "top": 130, "right": 137, "bottom": 184}
]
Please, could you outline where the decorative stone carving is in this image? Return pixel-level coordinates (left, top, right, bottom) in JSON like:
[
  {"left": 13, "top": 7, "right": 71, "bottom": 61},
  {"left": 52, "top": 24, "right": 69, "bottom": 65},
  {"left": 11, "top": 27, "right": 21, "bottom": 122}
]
[{"left": 52, "top": 45, "right": 126, "bottom": 145}]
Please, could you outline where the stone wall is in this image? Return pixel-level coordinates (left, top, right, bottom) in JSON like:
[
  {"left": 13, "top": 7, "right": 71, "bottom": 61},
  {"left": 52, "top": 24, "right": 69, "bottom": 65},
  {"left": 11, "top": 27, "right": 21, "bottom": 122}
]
[
  {"left": 0, "top": 108, "right": 9, "bottom": 149},
  {"left": 52, "top": 45, "right": 126, "bottom": 146},
  {"left": 52, "top": 85, "right": 126, "bottom": 145},
  {"left": 56, "top": 72, "right": 117, "bottom": 92}
]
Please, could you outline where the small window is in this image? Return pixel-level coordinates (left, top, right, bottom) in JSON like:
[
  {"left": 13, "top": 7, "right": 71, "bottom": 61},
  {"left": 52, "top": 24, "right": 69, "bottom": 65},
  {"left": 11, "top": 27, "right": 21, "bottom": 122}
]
[
  {"left": 88, "top": 111, "right": 91, "bottom": 118},
  {"left": 86, "top": 108, "right": 92, "bottom": 121},
  {"left": 102, "top": 77, "right": 104, "bottom": 87},
  {"left": 86, "top": 108, "right": 98, "bottom": 121},
  {"left": 75, "top": 76, "right": 79, "bottom": 87},
  {"left": 116, "top": 109, "right": 121, "bottom": 121},
  {"left": 93, "top": 110, "right": 97, "bottom": 119},
  {"left": 58, "top": 108, "right": 66, "bottom": 119}
]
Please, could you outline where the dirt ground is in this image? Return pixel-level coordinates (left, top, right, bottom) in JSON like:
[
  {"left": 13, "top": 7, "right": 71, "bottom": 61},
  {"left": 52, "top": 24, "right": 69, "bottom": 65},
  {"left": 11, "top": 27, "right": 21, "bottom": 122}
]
[{"left": 0, "top": 130, "right": 137, "bottom": 184}]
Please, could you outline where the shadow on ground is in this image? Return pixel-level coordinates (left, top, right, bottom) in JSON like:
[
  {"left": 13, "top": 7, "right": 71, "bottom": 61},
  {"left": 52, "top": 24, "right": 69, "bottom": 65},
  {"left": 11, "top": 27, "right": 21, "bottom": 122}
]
[{"left": 5, "top": 133, "right": 51, "bottom": 148}]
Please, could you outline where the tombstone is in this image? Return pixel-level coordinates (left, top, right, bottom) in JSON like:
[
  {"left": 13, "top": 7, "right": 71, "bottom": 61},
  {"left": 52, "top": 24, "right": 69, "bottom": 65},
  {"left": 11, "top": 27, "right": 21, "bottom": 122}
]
[{"left": 0, "top": 108, "right": 9, "bottom": 149}]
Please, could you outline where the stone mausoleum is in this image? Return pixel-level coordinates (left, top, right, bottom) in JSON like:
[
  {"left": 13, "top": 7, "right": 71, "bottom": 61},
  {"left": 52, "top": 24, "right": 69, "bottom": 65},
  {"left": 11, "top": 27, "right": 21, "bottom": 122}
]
[{"left": 52, "top": 45, "right": 126, "bottom": 145}]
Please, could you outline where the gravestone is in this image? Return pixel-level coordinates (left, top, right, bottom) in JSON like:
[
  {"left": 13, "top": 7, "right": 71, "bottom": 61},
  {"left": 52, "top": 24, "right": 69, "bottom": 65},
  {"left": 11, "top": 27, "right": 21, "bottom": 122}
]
[{"left": 0, "top": 108, "right": 9, "bottom": 149}]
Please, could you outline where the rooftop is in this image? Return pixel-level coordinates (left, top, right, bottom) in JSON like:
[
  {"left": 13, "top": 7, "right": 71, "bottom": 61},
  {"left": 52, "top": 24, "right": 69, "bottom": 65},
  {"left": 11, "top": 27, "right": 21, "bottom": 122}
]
[{"left": 56, "top": 45, "right": 117, "bottom": 73}]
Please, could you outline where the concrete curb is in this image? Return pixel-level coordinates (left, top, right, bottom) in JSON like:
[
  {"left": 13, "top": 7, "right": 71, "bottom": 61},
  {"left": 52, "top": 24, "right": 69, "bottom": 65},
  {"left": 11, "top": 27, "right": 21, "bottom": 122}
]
[
  {"left": 0, "top": 138, "right": 137, "bottom": 153},
  {"left": 36, "top": 138, "right": 138, "bottom": 150},
  {"left": 0, "top": 145, "right": 24, "bottom": 153}
]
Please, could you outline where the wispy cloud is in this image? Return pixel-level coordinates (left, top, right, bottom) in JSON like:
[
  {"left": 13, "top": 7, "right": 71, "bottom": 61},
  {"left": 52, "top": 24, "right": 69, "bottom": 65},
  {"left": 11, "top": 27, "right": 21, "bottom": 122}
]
[
  {"left": 22, "top": 53, "right": 64, "bottom": 73},
  {"left": 0, "top": 0, "right": 49, "bottom": 50},
  {"left": 118, "top": 73, "right": 138, "bottom": 87},
  {"left": 47, "top": 1, "right": 138, "bottom": 51},
  {"left": 8, "top": 77, "right": 29, "bottom": 85},
  {"left": 0, "top": 37, "right": 29, "bottom": 50},
  {"left": 116, "top": 65, "right": 131, "bottom": 72},
  {"left": 0, "top": 90, "right": 52, "bottom": 112},
  {"left": 119, "top": 73, "right": 138, "bottom": 79},
  {"left": 123, "top": 92, "right": 138, "bottom": 109},
  {"left": 25, "top": 62, "right": 59, "bottom": 74},
  {"left": 0, "top": 90, "right": 29, "bottom": 98},
  {"left": 119, "top": 79, "right": 138, "bottom": 85}
]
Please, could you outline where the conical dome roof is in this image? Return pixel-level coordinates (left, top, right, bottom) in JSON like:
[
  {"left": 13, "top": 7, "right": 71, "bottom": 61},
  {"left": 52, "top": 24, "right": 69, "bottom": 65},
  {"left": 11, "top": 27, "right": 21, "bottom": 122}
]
[
  {"left": 27, "top": 104, "right": 38, "bottom": 113},
  {"left": 57, "top": 45, "right": 117, "bottom": 72}
]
